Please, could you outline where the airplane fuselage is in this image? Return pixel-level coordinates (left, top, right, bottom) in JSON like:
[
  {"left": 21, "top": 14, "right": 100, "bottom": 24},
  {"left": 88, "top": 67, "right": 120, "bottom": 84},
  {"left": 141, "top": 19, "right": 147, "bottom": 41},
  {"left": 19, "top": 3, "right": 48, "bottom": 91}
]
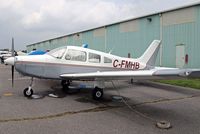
[
  {"left": 6, "top": 40, "right": 199, "bottom": 100},
  {"left": 13, "top": 46, "right": 147, "bottom": 80}
]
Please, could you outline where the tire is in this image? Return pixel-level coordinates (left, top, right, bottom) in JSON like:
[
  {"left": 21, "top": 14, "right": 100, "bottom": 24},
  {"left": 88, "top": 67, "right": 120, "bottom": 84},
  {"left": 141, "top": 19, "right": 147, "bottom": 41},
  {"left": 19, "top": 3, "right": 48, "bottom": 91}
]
[
  {"left": 62, "top": 84, "right": 69, "bottom": 93},
  {"left": 61, "top": 80, "right": 71, "bottom": 86},
  {"left": 61, "top": 80, "right": 67, "bottom": 86},
  {"left": 92, "top": 87, "right": 103, "bottom": 100},
  {"left": 61, "top": 80, "right": 71, "bottom": 93},
  {"left": 23, "top": 88, "right": 33, "bottom": 97}
]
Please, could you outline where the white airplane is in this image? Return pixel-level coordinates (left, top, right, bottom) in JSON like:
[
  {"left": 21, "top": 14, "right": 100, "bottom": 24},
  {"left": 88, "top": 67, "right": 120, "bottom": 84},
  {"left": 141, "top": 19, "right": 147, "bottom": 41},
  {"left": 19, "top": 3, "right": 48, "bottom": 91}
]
[
  {"left": 4, "top": 40, "right": 200, "bottom": 100},
  {"left": 0, "top": 51, "right": 12, "bottom": 63}
]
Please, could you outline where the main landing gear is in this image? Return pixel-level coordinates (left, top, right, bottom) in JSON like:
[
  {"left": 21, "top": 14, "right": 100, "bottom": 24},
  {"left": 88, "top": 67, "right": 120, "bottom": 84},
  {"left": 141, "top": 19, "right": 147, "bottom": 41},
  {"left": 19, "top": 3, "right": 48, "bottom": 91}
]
[
  {"left": 23, "top": 78, "right": 104, "bottom": 100},
  {"left": 92, "top": 87, "right": 104, "bottom": 100},
  {"left": 23, "top": 77, "right": 34, "bottom": 97},
  {"left": 61, "top": 79, "right": 104, "bottom": 100},
  {"left": 61, "top": 80, "right": 71, "bottom": 93},
  {"left": 92, "top": 80, "right": 104, "bottom": 100}
]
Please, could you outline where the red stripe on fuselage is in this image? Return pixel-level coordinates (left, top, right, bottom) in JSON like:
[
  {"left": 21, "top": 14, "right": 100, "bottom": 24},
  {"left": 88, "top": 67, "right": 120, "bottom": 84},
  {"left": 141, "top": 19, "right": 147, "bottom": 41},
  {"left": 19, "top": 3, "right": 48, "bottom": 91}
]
[{"left": 15, "top": 61, "right": 136, "bottom": 71}]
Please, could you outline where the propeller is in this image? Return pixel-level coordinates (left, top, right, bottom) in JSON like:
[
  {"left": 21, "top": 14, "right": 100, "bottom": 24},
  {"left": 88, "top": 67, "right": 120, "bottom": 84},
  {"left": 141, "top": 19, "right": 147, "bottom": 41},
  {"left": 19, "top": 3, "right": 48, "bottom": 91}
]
[{"left": 11, "top": 37, "right": 14, "bottom": 87}]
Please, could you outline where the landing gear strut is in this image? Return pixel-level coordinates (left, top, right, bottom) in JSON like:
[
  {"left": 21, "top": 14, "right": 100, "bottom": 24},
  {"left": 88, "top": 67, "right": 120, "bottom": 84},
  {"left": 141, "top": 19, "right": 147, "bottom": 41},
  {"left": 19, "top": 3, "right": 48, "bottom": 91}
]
[
  {"left": 23, "top": 77, "right": 34, "bottom": 97},
  {"left": 92, "top": 80, "right": 104, "bottom": 100},
  {"left": 61, "top": 80, "right": 104, "bottom": 100},
  {"left": 61, "top": 80, "right": 71, "bottom": 93}
]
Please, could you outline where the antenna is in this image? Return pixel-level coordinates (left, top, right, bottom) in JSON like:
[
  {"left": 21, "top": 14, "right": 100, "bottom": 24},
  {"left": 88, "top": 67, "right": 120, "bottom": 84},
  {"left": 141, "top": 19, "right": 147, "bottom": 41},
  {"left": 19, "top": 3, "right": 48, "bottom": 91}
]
[{"left": 108, "top": 46, "right": 115, "bottom": 54}]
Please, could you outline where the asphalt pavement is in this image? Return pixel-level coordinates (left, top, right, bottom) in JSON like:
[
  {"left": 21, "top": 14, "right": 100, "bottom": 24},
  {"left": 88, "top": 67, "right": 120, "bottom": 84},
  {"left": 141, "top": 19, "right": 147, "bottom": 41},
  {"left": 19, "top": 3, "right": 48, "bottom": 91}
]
[{"left": 0, "top": 64, "right": 200, "bottom": 134}]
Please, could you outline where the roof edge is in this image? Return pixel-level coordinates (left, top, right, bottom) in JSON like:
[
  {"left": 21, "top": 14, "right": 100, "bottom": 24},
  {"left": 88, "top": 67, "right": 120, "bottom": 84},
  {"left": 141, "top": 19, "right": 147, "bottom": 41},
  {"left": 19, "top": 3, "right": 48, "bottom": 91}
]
[{"left": 27, "top": 2, "right": 200, "bottom": 47}]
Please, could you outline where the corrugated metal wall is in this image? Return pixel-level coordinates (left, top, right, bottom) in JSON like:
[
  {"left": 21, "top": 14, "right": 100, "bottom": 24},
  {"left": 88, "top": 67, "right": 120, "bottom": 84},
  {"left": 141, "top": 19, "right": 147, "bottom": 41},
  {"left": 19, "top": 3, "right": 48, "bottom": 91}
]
[
  {"left": 162, "top": 6, "right": 200, "bottom": 68},
  {"left": 26, "top": 4, "right": 200, "bottom": 68}
]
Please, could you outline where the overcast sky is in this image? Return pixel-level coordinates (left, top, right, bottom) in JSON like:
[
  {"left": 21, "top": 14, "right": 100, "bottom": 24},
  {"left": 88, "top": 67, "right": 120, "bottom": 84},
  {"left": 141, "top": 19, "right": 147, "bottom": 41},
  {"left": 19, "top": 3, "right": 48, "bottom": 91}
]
[{"left": 0, "top": 0, "right": 200, "bottom": 50}]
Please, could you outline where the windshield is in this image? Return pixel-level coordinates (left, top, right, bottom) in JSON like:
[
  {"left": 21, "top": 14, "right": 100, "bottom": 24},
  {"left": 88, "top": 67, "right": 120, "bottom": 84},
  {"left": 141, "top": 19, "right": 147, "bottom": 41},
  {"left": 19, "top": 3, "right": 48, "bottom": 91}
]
[{"left": 47, "top": 47, "right": 67, "bottom": 59}]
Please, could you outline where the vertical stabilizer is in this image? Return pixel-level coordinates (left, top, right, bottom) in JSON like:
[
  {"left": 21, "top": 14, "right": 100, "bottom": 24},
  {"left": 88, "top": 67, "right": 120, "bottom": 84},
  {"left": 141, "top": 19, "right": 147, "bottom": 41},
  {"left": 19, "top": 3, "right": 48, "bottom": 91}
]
[{"left": 138, "top": 40, "right": 161, "bottom": 66}]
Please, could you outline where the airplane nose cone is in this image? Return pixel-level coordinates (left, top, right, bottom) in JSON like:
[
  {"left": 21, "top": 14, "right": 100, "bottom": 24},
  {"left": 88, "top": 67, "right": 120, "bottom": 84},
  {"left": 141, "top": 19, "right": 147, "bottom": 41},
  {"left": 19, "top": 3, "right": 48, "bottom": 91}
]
[{"left": 4, "top": 57, "right": 15, "bottom": 66}]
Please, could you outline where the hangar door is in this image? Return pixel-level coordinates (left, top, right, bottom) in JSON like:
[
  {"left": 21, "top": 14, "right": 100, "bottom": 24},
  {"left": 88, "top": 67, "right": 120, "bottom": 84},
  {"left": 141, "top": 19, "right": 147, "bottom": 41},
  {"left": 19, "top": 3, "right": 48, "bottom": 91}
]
[{"left": 176, "top": 44, "right": 185, "bottom": 68}]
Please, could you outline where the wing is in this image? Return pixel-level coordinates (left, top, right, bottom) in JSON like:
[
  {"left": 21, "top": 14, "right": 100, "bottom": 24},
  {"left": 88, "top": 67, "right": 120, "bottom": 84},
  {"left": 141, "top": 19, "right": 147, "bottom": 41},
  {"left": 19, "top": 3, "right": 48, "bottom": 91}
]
[{"left": 60, "top": 68, "right": 200, "bottom": 81}]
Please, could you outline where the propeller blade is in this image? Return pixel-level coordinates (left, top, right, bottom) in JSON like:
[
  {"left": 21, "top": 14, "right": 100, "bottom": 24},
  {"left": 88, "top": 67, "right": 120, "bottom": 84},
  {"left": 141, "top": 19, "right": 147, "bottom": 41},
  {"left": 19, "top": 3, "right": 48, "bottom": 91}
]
[
  {"left": 11, "top": 37, "right": 14, "bottom": 87},
  {"left": 12, "top": 65, "right": 14, "bottom": 87},
  {"left": 12, "top": 38, "right": 14, "bottom": 56}
]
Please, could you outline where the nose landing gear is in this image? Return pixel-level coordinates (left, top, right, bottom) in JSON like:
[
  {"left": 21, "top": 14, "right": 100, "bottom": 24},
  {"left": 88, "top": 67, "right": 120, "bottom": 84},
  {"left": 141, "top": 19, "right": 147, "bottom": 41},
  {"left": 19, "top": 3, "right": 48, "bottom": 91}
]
[
  {"left": 23, "top": 77, "right": 34, "bottom": 97},
  {"left": 23, "top": 87, "right": 33, "bottom": 97}
]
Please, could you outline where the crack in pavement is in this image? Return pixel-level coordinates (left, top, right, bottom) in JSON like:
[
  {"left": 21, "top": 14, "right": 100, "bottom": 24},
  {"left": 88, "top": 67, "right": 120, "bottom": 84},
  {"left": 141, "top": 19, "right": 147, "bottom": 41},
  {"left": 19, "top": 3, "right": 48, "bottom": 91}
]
[
  {"left": 0, "top": 94, "right": 199, "bottom": 123},
  {"left": 0, "top": 106, "right": 119, "bottom": 123}
]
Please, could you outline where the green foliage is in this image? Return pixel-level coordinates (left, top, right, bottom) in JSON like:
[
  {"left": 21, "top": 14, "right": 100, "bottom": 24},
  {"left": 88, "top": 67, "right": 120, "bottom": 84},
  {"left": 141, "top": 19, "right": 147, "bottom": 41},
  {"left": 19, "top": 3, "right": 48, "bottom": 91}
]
[{"left": 156, "top": 79, "right": 200, "bottom": 89}]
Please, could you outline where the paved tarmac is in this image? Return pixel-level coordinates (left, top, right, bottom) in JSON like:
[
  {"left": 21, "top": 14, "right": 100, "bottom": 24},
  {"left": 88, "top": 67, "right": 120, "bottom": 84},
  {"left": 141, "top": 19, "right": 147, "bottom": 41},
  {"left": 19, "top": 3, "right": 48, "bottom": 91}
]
[{"left": 0, "top": 64, "right": 200, "bottom": 134}]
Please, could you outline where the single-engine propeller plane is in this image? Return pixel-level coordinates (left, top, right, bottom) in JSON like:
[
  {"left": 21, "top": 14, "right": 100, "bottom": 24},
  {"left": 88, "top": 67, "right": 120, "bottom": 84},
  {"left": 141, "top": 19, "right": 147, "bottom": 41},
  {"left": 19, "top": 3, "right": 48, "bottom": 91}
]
[{"left": 4, "top": 39, "right": 200, "bottom": 100}]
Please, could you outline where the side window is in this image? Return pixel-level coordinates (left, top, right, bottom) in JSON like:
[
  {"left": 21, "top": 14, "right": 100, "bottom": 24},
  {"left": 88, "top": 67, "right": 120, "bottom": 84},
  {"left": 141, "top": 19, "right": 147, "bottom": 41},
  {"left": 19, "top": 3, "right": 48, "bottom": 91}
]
[
  {"left": 104, "top": 57, "right": 112, "bottom": 63},
  {"left": 65, "top": 49, "right": 86, "bottom": 62},
  {"left": 89, "top": 53, "right": 101, "bottom": 63},
  {"left": 49, "top": 48, "right": 66, "bottom": 59}
]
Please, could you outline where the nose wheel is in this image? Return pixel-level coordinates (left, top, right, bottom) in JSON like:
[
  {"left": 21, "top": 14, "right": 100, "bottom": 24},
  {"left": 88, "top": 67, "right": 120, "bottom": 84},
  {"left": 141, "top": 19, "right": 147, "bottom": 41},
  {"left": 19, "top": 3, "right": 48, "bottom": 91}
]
[
  {"left": 23, "top": 77, "right": 34, "bottom": 97},
  {"left": 23, "top": 87, "right": 33, "bottom": 97}
]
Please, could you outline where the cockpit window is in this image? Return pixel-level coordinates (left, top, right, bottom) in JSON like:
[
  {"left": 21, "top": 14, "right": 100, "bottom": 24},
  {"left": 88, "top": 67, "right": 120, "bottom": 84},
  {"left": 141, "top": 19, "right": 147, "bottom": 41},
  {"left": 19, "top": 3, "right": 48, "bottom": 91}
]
[
  {"left": 65, "top": 49, "right": 86, "bottom": 62},
  {"left": 48, "top": 47, "right": 67, "bottom": 59}
]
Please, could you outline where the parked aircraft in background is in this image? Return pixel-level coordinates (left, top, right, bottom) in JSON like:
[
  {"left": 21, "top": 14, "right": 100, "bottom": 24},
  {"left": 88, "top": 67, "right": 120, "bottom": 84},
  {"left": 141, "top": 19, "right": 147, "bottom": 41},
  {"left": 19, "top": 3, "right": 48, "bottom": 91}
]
[
  {"left": 4, "top": 40, "right": 200, "bottom": 100},
  {"left": 0, "top": 50, "right": 13, "bottom": 63},
  {"left": 0, "top": 50, "right": 28, "bottom": 63},
  {"left": 1, "top": 49, "right": 47, "bottom": 64}
]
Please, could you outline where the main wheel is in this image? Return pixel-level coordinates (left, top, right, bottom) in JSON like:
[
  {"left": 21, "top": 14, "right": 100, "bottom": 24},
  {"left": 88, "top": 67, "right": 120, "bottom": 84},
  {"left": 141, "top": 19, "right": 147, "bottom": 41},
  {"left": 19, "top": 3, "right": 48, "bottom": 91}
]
[
  {"left": 61, "top": 80, "right": 71, "bottom": 86},
  {"left": 61, "top": 80, "right": 71, "bottom": 93},
  {"left": 23, "top": 87, "right": 33, "bottom": 97},
  {"left": 61, "top": 80, "right": 67, "bottom": 86},
  {"left": 92, "top": 87, "right": 103, "bottom": 100},
  {"left": 62, "top": 84, "right": 69, "bottom": 93}
]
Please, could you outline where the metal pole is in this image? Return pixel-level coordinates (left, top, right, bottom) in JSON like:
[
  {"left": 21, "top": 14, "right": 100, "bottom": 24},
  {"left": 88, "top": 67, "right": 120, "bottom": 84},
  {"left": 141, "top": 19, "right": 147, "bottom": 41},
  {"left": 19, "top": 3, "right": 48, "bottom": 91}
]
[
  {"left": 159, "top": 13, "right": 163, "bottom": 66},
  {"left": 104, "top": 26, "right": 107, "bottom": 52}
]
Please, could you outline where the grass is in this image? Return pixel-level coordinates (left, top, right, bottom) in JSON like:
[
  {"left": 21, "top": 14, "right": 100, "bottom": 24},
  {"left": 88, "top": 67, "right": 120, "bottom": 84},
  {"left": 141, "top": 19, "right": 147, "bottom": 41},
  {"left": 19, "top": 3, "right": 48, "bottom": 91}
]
[{"left": 155, "top": 79, "right": 200, "bottom": 90}]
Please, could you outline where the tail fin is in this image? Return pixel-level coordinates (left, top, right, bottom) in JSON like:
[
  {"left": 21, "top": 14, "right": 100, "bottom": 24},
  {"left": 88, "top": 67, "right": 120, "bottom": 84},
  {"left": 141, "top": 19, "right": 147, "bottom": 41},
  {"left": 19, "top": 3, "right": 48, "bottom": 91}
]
[{"left": 138, "top": 40, "right": 161, "bottom": 66}]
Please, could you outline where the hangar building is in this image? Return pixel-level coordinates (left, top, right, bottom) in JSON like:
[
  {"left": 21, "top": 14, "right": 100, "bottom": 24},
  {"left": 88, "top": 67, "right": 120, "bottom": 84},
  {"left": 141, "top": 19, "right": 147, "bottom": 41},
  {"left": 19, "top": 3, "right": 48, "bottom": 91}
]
[{"left": 26, "top": 2, "right": 200, "bottom": 68}]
